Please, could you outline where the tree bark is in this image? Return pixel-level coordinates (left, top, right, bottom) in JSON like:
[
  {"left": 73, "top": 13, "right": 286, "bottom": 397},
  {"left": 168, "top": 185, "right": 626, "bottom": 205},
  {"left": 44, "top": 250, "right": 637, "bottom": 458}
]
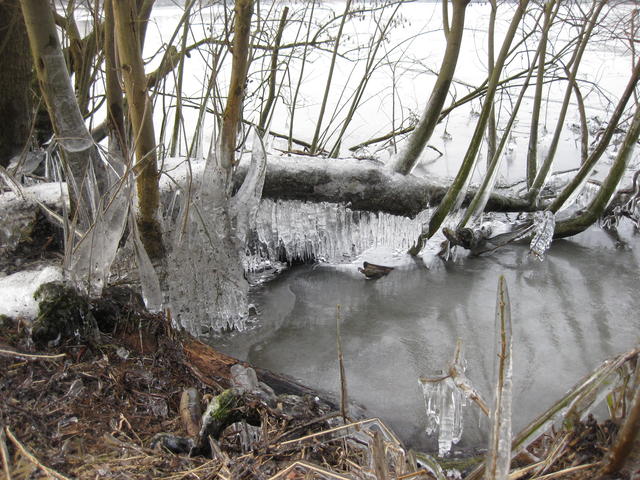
[
  {"left": 549, "top": 55, "right": 640, "bottom": 214},
  {"left": 20, "top": 0, "right": 107, "bottom": 223},
  {"left": 526, "top": 1, "right": 554, "bottom": 188},
  {"left": 528, "top": 0, "right": 605, "bottom": 203},
  {"left": 232, "top": 156, "right": 534, "bottom": 218},
  {"left": 181, "top": 336, "right": 331, "bottom": 399},
  {"left": 113, "top": 0, "right": 164, "bottom": 261},
  {"left": 555, "top": 100, "right": 640, "bottom": 238},
  {"left": 219, "top": 0, "right": 254, "bottom": 175},
  {"left": 0, "top": 0, "right": 33, "bottom": 167},
  {"left": 104, "top": 0, "right": 127, "bottom": 157},
  {"left": 422, "top": 0, "right": 529, "bottom": 245}
]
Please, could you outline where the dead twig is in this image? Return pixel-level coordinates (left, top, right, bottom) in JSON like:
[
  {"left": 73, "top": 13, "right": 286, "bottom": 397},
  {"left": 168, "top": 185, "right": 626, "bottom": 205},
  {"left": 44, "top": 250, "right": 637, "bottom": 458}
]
[
  {"left": 5, "top": 427, "right": 71, "bottom": 480},
  {"left": 336, "top": 305, "right": 348, "bottom": 423},
  {"left": 530, "top": 462, "right": 597, "bottom": 480},
  {"left": 0, "top": 428, "right": 11, "bottom": 480},
  {"left": 0, "top": 348, "right": 66, "bottom": 361}
]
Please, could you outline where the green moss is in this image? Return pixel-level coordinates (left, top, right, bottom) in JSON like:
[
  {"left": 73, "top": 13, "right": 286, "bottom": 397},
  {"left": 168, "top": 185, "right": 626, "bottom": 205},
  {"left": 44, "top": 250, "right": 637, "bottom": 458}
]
[
  {"left": 31, "top": 281, "right": 97, "bottom": 347},
  {"left": 206, "top": 389, "right": 240, "bottom": 422},
  {"left": 0, "top": 314, "right": 12, "bottom": 327}
]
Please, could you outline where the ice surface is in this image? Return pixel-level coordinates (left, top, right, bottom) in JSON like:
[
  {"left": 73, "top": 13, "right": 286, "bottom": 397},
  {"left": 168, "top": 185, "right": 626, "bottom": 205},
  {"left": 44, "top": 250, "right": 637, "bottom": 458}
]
[
  {"left": 529, "top": 211, "right": 556, "bottom": 260},
  {"left": 0, "top": 266, "right": 63, "bottom": 318},
  {"left": 246, "top": 199, "right": 430, "bottom": 268}
]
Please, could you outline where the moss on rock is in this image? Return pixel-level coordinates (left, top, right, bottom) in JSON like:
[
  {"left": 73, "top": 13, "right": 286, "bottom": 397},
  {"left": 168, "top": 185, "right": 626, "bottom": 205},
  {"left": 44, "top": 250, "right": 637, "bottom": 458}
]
[{"left": 31, "top": 281, "right": 97, "bottom": 347}]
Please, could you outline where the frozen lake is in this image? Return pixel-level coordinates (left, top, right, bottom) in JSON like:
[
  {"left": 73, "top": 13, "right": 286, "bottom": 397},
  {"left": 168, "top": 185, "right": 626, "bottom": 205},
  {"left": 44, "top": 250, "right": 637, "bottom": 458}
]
[{"left": 216, "top": 225, "right": 640, "bottom": 452}]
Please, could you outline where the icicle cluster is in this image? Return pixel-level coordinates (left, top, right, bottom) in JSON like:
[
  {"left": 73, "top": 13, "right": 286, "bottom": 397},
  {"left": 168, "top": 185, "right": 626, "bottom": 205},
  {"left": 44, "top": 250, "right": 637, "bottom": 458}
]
[
  {"left": 421, "top": 375, "right": 466, "bottom": 457},
  {"left": 529, "top": 210, "right": 556, "bottom": 260},
  {"left": 244, "top": 199, "right": 430, "bottom": 269},
  {"left": 164, "top": 132, "right": 268, "bottom": 335}
]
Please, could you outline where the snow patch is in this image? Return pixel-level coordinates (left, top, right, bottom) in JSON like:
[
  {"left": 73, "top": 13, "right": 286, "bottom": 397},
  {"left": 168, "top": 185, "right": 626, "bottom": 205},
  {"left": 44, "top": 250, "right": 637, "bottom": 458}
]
[{"left": 0, "top": 266, "right": 63, "bottom": 318}]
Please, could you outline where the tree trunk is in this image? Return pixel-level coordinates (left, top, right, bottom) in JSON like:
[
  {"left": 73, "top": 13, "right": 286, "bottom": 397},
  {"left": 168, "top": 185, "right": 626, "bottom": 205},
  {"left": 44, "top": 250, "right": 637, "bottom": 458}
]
[
  {"left": 219, "top": 0, "right": 254, "bottom": 175},
  {"left": 549, "top": 55, "right": 640, "bottom": 214},
  {"left": 113, "top": 0, "right": 164, "bottom": 261},
  {"left": 104, "top": 0, "right": 127, "bottom": 157},
  {"left": 390, "top": 0, "right": 470, "bottom": 175},
  {"left": 555, "top": 100, "right": 640, "bottom": 238},
  {"left": 20, "top": 0, "right": 107, "bottom": 223},
  {"left": 0, "top": 0, "right": 33, "bottom": 167},
  {"left": 526, "top": 0, "right": 554, "bottom": 188},
  {"left": 421, "top": 0, "right": 529, "bottom": 246},
  {"left": 528, "top": 0, "right": 605, "bottom": 203}
]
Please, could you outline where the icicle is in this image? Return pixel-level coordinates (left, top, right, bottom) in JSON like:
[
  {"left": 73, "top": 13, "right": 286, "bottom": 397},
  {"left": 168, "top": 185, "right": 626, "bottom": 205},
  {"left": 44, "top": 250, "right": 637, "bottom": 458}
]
[
  {"left": 420, "top": 374, "right": 466, "bottom": 457},
  {"left": 529, "top": 211, "right": 555, "bottom": 260},
  {"left": 67, "top": 178, "right": 130, "bottom": 296},
  {"left": 230, "top": 129, "right": 268, "bottom": 243},
  {"left": 164, "top": 133, "right": 268, "bottom": 335},
  {"left": 421, "top": 376, "right": 443, "bottom": 435},
  {"left": 247, "top": 199, "right": 430, "bottom": 269},
  {"left": 130, "top": 209, "right": 163, "bottom": 312}
]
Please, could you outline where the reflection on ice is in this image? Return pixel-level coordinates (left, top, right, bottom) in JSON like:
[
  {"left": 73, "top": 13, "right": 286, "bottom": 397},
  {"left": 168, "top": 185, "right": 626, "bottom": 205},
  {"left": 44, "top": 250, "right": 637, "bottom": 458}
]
[{"left": 215, "top": 225, "right": 640, "bottom": 453}]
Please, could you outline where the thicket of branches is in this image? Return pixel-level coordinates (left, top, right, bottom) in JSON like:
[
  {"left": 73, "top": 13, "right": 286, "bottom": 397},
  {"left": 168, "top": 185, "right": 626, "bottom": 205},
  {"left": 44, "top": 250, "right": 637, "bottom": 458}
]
[{"left": 0, "top": 0, "right": 639, "bottom": 328}]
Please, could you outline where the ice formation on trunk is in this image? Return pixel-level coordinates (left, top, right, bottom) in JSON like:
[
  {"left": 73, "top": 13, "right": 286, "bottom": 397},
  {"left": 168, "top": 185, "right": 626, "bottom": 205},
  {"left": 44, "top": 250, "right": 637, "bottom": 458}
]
[
  {"left": 420, "top": 373, "right": 467, "bottom": 457},
  {"left": 67, "top": 174, "right": 131, "bottom": 297},
  {"left": 529, "top": 210, "right": 555, "bottom": 260},
  {"left": 164, "top": 132, "right": 267, "bottom": 335},
  {"left": 245, "top": 199, "right": 430, "bottom": 269}
]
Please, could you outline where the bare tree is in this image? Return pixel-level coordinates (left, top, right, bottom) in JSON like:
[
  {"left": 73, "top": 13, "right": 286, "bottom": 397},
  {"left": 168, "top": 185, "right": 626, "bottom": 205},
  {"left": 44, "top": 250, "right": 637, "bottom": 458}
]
[
  {"left": 113, "top": 0, "right": 164, "bottom": 261},
  {"left": 20, "top": 0, "right": 107, "bottom": 223}
]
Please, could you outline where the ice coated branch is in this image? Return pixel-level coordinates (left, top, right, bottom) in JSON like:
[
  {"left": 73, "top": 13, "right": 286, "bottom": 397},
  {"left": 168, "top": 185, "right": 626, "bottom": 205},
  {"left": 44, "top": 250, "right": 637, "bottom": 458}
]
[{"left": 233, "top": 155, "right": 534, "bottom": 218}]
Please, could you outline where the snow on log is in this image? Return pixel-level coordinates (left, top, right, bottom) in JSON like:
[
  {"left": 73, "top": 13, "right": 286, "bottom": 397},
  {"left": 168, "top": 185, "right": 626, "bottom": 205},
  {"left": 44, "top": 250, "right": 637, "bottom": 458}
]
[{"left": 233, "top": 155, "right": 534, "bottom": 218}]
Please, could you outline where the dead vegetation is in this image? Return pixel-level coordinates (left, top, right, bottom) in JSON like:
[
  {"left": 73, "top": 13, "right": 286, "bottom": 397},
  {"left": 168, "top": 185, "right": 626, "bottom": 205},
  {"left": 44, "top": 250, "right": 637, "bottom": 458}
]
[{"left": 0, "top": 285, "right": 639, "bottom": 480}]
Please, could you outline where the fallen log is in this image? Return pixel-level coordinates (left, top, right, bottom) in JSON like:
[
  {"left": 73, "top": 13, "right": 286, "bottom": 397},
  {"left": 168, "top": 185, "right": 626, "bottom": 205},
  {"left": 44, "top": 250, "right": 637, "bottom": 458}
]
[{"left": 233, "top": 155, "right": 535, "bottom": 218}]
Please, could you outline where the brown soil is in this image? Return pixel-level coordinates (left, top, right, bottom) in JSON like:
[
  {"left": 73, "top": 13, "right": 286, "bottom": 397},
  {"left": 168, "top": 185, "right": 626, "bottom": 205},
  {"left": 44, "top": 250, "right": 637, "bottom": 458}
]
[{"left": 0, "top": 311, "right": 217, "bottom": 478}]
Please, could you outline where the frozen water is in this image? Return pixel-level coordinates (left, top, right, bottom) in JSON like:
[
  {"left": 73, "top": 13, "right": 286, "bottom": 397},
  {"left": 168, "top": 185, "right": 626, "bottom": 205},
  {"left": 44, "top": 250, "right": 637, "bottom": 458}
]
[
  {"left": 420, "top": 376, "right": 466, "bottom": 457},
  {"left": 215, "top": 223, "right": 640, "bottom": 452},
  {"left": 529, "top": 211, "right": 556, "bottom": 260},
  {"left": 68, "top": 178, "right": 131, "bottom": 297},
  {"left": 164, "top": 136, "right": 266, "bottom": 335},
  {"left": 246, "top": 199, "right": 430, "bottom": 268}
]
